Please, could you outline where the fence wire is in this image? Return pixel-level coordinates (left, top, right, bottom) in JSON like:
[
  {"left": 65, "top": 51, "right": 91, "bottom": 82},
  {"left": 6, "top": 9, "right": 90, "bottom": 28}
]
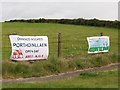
[{"left": 2, "top": 32, "right": 89, "bottom": 61}]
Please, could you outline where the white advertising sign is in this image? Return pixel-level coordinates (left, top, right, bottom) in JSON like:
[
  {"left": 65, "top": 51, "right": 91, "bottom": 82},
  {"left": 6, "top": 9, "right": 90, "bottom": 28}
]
[
  {"left": 87, "top": 36, "right": 110, "bottom": 54},
  {"left": 9, "top": 35, "right": 49, "bottom": 61}
]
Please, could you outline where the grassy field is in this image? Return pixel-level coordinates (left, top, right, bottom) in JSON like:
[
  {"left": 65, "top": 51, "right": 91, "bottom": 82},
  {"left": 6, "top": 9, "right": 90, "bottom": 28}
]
[
  {"left": 3, "top": 69, "right": 118, "bottom": 88},
  {"left": 2, "top": 22, "right": 118, "bottom": 79}
]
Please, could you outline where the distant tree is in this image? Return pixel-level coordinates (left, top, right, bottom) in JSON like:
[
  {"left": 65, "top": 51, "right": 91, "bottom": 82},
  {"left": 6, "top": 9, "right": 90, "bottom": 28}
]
[{"left": 5, "top": 18, "right": 119, "bottom": 29}]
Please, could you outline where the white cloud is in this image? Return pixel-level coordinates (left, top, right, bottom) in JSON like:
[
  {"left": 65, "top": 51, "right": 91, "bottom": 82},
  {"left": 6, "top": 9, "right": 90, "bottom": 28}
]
[
  {"left": 1, "top": 2, "right": 118, "bottom": 21},
  {"left": 0, "top": 3, "right": 2, "bottom": 21},
  {"left": 1, "top": 0, "right": 120, "bottom": 2}
]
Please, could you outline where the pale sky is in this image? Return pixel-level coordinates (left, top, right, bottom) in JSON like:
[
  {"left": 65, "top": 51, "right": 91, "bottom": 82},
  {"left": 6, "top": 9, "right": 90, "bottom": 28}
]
[{"left": 0, "top": 0, "right": 119, "bottom": 22}]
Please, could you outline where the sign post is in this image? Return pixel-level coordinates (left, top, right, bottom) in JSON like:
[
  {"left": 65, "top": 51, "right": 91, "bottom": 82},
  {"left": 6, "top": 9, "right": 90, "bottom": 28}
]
[{"left": 58, "top": 33, "right": 61, "bottom": 58}]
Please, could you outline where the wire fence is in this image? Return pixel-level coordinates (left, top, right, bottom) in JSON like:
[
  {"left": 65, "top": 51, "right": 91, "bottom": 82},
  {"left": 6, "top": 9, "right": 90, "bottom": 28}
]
[{"left": 2, "top": 32, "right": 90, "bottom": 62}]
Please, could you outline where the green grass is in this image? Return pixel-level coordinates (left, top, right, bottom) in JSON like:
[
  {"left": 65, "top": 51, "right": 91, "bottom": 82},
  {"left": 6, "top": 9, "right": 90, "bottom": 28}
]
[
  {"left": 2, "top": 69, "right": 118, "bottom": 88},
  {"left": 2, "top": 22, "right": 118, "bottom": 79}
]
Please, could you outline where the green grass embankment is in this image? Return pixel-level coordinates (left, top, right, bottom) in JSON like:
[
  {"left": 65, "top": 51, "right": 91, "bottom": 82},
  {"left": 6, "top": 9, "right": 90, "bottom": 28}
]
[{"left": 2, "top": 22, "right": 118, "bottom": 79}]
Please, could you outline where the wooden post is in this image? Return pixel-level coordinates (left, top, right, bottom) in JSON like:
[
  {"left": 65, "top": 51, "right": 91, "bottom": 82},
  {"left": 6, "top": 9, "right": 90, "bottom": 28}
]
[
  {"left": 58, "top": 33, "right": 61, "bottom": 58},
  {"left": 100, "top": 32, "right": 104, "bottom": 54},
  {"left": 13, "top": 32, "right": 17, "bottom": 35},
  {"left": 100, "top": 32, "right": 103, "bottom": 36}
]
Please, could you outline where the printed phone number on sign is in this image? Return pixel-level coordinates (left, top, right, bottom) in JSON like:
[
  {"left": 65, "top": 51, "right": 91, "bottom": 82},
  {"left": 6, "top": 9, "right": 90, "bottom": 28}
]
[{"left": 25, "top": 55, "right": 44, "bottom": 58}]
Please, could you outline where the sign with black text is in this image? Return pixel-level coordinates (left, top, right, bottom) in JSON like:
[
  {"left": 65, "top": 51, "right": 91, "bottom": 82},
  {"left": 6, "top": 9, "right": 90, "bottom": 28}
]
[{"left": 9, "top": 35, "right": 49, "bottom": 61}]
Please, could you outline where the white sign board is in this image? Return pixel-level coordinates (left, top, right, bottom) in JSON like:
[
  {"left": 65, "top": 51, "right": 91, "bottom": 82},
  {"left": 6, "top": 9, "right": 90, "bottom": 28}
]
[
  {"left": 87, "top": 36, "right": 110, "bottom": 54},
  {"left": 9, "top": 35, "right": 49, "bottom": 61}
]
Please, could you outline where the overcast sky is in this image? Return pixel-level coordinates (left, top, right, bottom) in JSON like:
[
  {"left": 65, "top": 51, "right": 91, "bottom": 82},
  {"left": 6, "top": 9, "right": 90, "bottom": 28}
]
[{"left": 1, "top": 0, "right": 119, "bottom": 21}]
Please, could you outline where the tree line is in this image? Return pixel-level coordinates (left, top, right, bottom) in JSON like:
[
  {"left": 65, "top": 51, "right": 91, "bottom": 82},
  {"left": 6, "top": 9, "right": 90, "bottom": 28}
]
[{"left": 5, "top": 18, "right": 119, "bottom": 29}]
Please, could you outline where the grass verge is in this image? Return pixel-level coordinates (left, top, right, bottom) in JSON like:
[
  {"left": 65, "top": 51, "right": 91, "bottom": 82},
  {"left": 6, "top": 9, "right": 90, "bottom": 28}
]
[{"left": 3, "top": 69, "right": 118, "bottom": 88}]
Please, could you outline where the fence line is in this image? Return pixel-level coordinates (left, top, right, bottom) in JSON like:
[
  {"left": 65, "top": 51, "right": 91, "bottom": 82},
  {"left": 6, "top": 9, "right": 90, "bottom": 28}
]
[{"left": 2, "top": 32, "right": 105, "bottom": 62}]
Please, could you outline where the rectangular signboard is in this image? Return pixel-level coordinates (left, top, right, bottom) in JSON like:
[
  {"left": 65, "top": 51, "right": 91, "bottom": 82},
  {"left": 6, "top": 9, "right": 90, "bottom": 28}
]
[
  {"left": 87, "top": 36, "right": 110, "bottom": 54},
  {"left": 9, "top": 35, "right": 49, "bottom": 61}
]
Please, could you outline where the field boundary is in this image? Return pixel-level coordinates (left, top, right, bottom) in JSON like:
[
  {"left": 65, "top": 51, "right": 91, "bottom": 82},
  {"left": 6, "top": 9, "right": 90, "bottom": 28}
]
[{"left": 2, "top": 63, "right": 120, "bottom": 84}]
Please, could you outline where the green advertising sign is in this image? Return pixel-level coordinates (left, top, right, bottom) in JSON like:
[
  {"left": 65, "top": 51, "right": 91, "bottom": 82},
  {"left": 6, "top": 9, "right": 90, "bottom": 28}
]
[{"left": 87, "top": 36, "right": 110, "bottom": 54}]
